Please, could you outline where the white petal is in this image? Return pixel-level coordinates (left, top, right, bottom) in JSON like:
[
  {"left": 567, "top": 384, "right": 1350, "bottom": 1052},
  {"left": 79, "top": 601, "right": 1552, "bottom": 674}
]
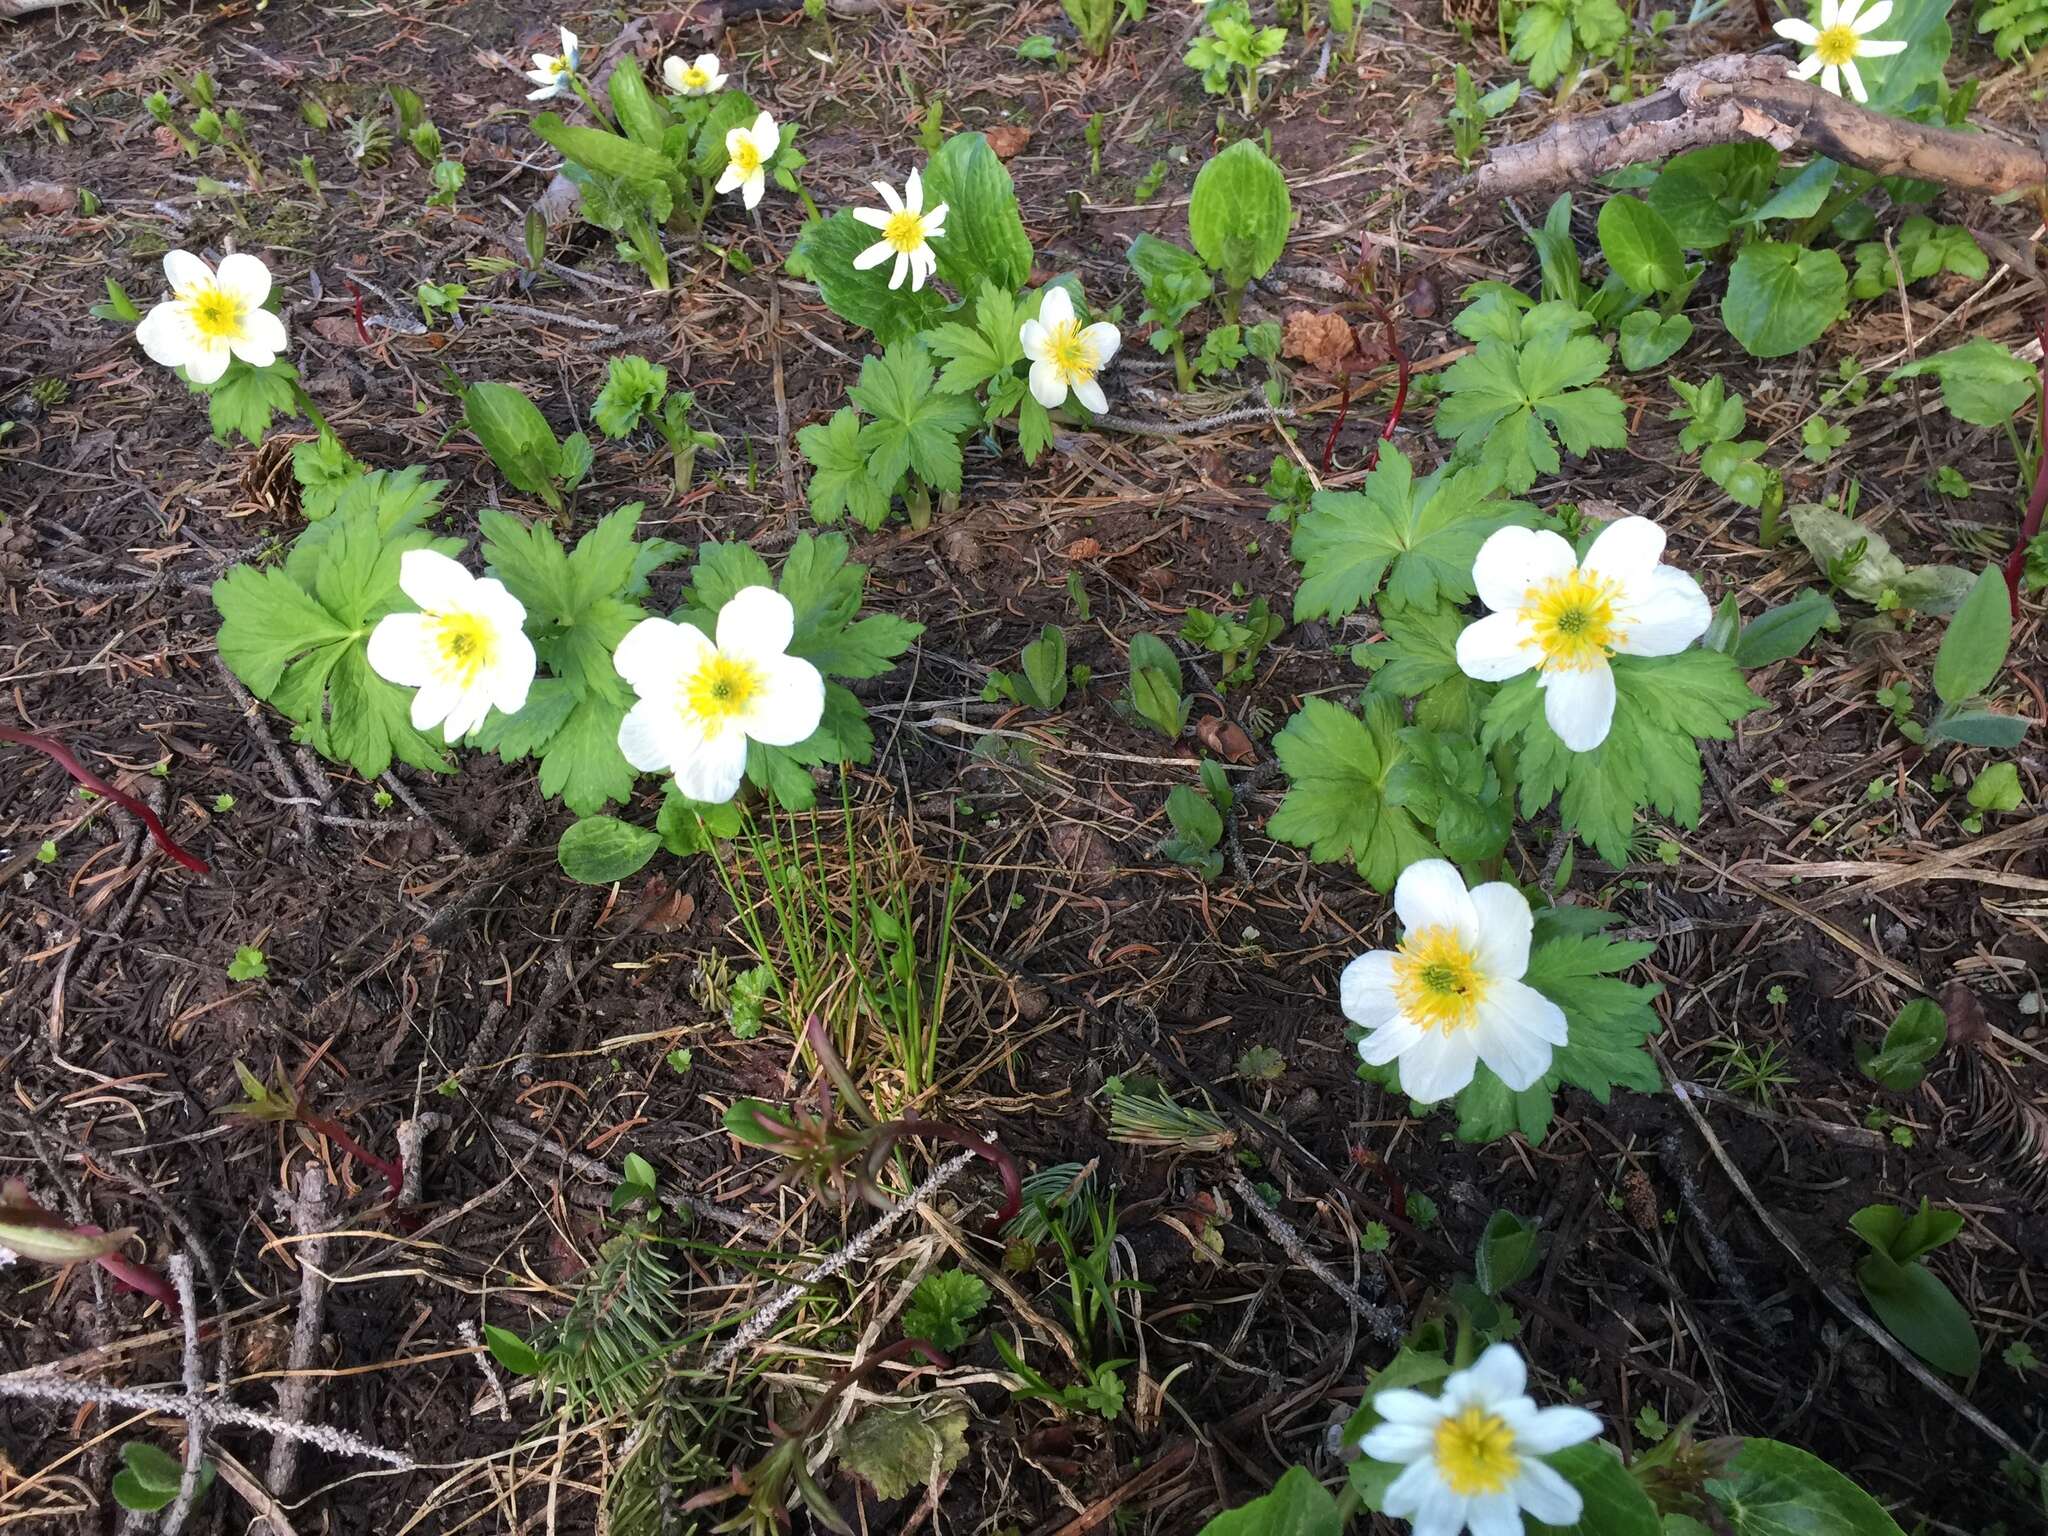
[
  {"left": 1581, "top": 515, "right": 1665, "bottom": 589},
  {"left": 183, "top": 339, "right": 231, "bottom": 385},
  {"left": 1466, "top": 1490, "right": 1523, "bottom": 1536},
  {"left": 673, "top": 727, "right": 750, "bottom": 804},
  {"left": 889, "top": 251, "right": 908, "bottom": 290},
  {"left": 1396, "top": 1030, "right": 1479, "bottom": 1104},
  {"left": 741, "top": 170, "right": 765, "bottom": 210},
  {"left": 874, "top": 177, "right": 903, "bottom": 213},
  {"left": 1458, "top": 1343, "right": 1528, "bottom": 1403},
  {"left": 904, "top": 166, "right": 923, "bottom": 213},
  {"left": 853, "top": 237, "right": 895, "bottom": 269},
  {"left": 1393, "top": 858, "right": 1477, "bottom": 941},
  {"left": 1513, "top": 1458, "right": 1584, "bottom": 1525},
  {"left": 1611, "top": 566, "right": 1710, "bottom": 657},
  {"left": 1774, "top": 18, "right": 1820, "bottom": 42},
  {"left": 1472, "top": 525, "right": 1577, "bottom": 614},
  {"left": 559, "top": 26, "right": 579, "bottom": 61},
  {"left": 1841, "top": 58, "right": 1867, "bottom": 102},
  {"left": 715, "top": 585, "right": 795, "bottom": 659},
  {"left": 1853, "top": 0, "right": 1891, "bottom": 27},
  {"left": 366, "top": 613, "right": 437, "bottom": 688},
  {"left": 136, "top": 301, "right": 195, "bottom": 367},
  {"left": 697, "top": 53, "right": 723, "bottom": 77},
  {"left": 442, "top": 686, "right": 495, "bottom": 742},
  {"left": 1372, "top": 1388, "right": 1452, "bottom": 1427},
  {"left": 1359, "top": 1017, "right": 1425, "bottom": 1066},
  {"left": 1466, "top": 882, "right": 1534, "bottom": 980},
  {"left": 214, "top": 252, "right": 272, "bottom": 308},
  {"left": 1517, "top": 1404, "right": 1603, "bottom": 1454},
  {"left": 663, "top": 56, "right": 687, "bottom": 89},
  {"left": 908, "top": 250, "right": 930, "bottom": 291},
  {"left": 1820, "top": 0, "right": 1841, "bottom": 27},
  {"left": 618, "top": 697, "right": 688, "bottom": 772},
  {"left": 615, "top": 616, "right": 712, "bottom": 695},
  {"left": 409, "top": 680, "right": 461, "bottom": 734},
  {"left": 852, "top": 207, "right": 892, "bottom": 229},
  {"left": 1408, "top": 1479, "right": 1472, "bottom": 1536},
  {"left": 488, "top": 629, "right": 538, "bottom": 715},
  {"left": 922, "top": 202, "right": 948, "bottom": 233},
  {"left": 1018, "top": 318, "right": 1049, "bottom": 363},
  {"left": 1027, "top": 359, "right": 1067, "bottom": 409},
  {"left": 1820, "top": 63, "right": 1842, "bottom": 96},
  {"left": 527, "top": 81, "right": 562, "bottom": 99},
  {"left": 748, "top": 112, "right": 777, "bottom": 152},
  {"left": 715, "top": 163, "right": 743, "bottom": 194},
  {"left": 1471, "top": 991, "right": 1557, "bottom": 1092},
  {"left": 163, "top": 249, "right": 213, "bottom": 297},
  {"left": 1359, "top": 1422, "right": 1435, "bottom": 1462},
  {"left": 739, "top": 653, "right": 825, "bottom": 747},
  {"left": 1340, "top": 950, "right": 1401, "bottom": 1028},
  {"left": 1490, "top": 978, "right": 1568, "bottom": 1048},
  {"left": 1381, "top": 1458, "right": 1447, "bottom": 1518},
  {"left": 1857, "top": 37, "right": 1907, "bottom": 53},
  {"left": 1072, "top": 377, "right": 1108, "bottom": 414},
  {"left": 1035, "top": 285, "right": 1075, "bottom": 334},
  {"left": 397, "top": 548, "right": 475, "bottom": 613},
  {"left": 1080, "top": 320, "right": 1122, "bottom": 366},
  {"left": 1790, "top": 51, "right": 1826, "bottom": 79},
  {"left": 1456, "top": 610, "right": 1538, "bottom": 682},
  {"left": 233, "top": 306, "right": 289, "bottom": 367},
  {"left": 1538, "top": 660, "right": 1616, "bottom": 752}
]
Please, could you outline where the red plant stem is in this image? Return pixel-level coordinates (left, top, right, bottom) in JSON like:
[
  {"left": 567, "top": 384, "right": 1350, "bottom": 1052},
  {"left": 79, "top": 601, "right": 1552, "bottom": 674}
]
[
  {"left": 1320, "top": 373, "right": 1352, "bottom": 476},
  {"left": 347, "top": 280, "right": 371, "bottom": 345},
  {"left": 0, "top": 726, "right": 210, "bottom": 874},
  {"left": 1359, "top": 295, "right": 1410, "bottom": 475},
  {"left": 2000, "top": 317, "right": 2048, "bottom": 619},
  {"left": 872, "top": 1117, "right": 1022, "bottom": 1231},
  {"left": 301, "top": 1112, "right": 404, "bottom": 1199},
  {"left": 9, "top": 1190, "right": 180, "bottom": 1315}
]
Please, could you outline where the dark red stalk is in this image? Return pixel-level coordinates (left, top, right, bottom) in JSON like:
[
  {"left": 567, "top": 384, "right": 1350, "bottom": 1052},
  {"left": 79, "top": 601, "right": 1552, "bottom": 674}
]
[
  {"left": 347, "top": 280, "right": 371, "bottom": 345},
  {"left": 1359, "top": 294, "right": 1409, "bottom": 475},
  {"left": 869, "top": 1117, "right": 1022, "bottom": 1231},
  {"left": 2000, "top": 316, "right": 2048, "bottom": 619},
  {"left": 0, "top": 726, "right": 209, "bottom": 874},
  {"left": 7, "top": 1189, "right": 180, "bottom": 1315},
  {"left": 1320, "top": 374, "right": 1352, "bottom": 476},
  {"left": 300, "top": 1111, "right": 404, "bottom": 1199}
]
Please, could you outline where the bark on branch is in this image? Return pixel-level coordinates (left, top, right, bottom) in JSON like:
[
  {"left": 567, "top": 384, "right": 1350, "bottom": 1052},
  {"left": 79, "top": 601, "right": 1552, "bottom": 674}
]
[{"left": 1465, "top": 54, "right": 2048, "bottom": 204}]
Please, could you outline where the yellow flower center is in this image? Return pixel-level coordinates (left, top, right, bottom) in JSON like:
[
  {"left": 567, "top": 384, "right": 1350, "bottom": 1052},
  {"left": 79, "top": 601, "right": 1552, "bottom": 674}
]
[
  {"left": 682, "top": 65, "right": 709, "bottom": 88},
  {"left": 188, "top": 284, "right": 247, "bottom": 342},
  {"left": 1433, "top": 1406, "right": 1521, "bottom": 1496},
  {"left": 1519, "top": 569, "right": 1622, "bottom": 672},
  {"left": 547, "top": 56, "right": 570, "bottom": 77},
  {"left": 433, "top": 612, "right": 495, "bottom": 684},
  {"left": 684, "top": 652, "right": 763, "bottom": 735},
  {"left": 732, "top": 139, "right": 762, "bottom": 176},
  {"left": 883, "top": 209, "right": 926, "bottom": 255},
  {"left": 1045, "top": 319, "right": 1098, "bottom": 385},
  {"left": 1814, "top": 23, "right": 1859, "bottom": 65},
  {"left": 1392, "top": 926, "right": 1489, "bottom": 1034}
]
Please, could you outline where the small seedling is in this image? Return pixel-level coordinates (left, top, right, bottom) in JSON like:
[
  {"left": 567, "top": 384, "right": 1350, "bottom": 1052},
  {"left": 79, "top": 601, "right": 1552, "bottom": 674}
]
[
  {"left": 227, "top": 945, "right": 268, "bottom": 981},
  {"left": 223, "top": 1058, "right": 405, "bottom": 1199}
]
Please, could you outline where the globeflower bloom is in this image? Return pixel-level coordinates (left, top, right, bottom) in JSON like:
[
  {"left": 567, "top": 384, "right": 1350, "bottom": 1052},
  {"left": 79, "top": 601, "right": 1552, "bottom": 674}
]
[
  {"left": 1019, "top": 287, "right": 1119, "bottom": 414},
  {"left": 851, "top": 168, "right": 947, "bottom": 292},
  {"left": 366, "top": 551, "right": 537, "bottom": 740},
  {"left": 717, "top": 111, "right": 781, "bottom": 210},
  {"left": 1774, "top": 0, "right": 1906, "bottom": 104},
  {"left": 135, "top": 251, "right": 288, "bottom": 385},
  {"left": 664, "top": 52, "right": 727, "bottom": 96},
  {"left": 525, "top": 27, "right": 581, "bottom": 99}
]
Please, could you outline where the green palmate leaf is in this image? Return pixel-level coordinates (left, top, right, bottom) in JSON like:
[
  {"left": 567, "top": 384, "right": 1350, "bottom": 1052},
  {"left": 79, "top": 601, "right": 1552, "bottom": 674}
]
[
  {"left": 1888, "top": 338, "right": 2037, "bottom": 427},
  {"left": 797, "top": 406, "right": 894, "bottom": 528},
  {"left": 1291, "top": 446, "right": 1533, "bottom": 620},
  {"left": 849, "top": 340, "right": 981, "bottom": 495},
  {"left": 1617, "top": 311, "right": 1691, "bottom": 371},
  {"left": 213, "top": 566, "right": 356, "bottom": 695},
  {"left": 1733, "top": 588, "right": 1838, "bottom": 668},
  {"left": 1188, "top": 140, "right": 1292, "bottom": 289},
  {"left": 203, "top": 357, "right": 300, "bottom": 446},
  {"left": 292, "top": 429, "right": 368, "bottom": 519},
  {"left": 536, "top": 693, "right": 637, "bottom": 816},
  {"left": 1483, "top": 650, "right": 1767, "bottom": 867},
  {"left": 1722, "top": 242, "right": 1845, "bottom": 358},
  {"left": 1128, "top": 232, "right": 1214, "bottom": 329},
  {"left": 1435, "top": 332, "right": 1627, "bottom": 493},
  {"left": 1267, "top": 696, "right": 1443, "bottom": 891},
  {"left": 791, "top": 210, "right": 949, "bottom": 343},
  {"left": 1933, "top": 566, "right": 2012, "bottom": 706},
  {"left": 1359, "top": 603, "right": 1490, "bottom": 734},
  {"left": 1716, "top": 1439, "right": 1909, "bottom": 1536},
  {"left": 1597, "top": 195, "right": 1686, "bottom": 296},
  {"left": 837, "top": 1396, "right": 972, "bottom": 1503},
  {"left": 557, "top": 815, "right": 662, "bottom": 885},
  {"left": 592, "top": 355, "right": 668, "bottom": 438},
  {"left": 1196, "top": 1467, "right": 1343, "bottom": 1536},
  {"left": 901, "top": 1268, "right": 990, "bottom": 1350},
  {"left": 921, "top": 131, "right": 1034, "bottom": 298}
]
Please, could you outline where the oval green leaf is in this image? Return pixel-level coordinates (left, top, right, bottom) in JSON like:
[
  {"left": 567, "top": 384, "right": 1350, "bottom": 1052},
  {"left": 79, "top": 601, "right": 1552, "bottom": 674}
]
[
  {"left": 1188, "top": 141, "right": 1292, "bottom": 288},
  {"left": 1196, "top": 1466, "right": 1342, "bottom": 1536},
  {"left": 557, "top": 815, "right": 661, "bottom": 885},
  {"left": 482, "top": 1323, "right": 543, "bottom": 1376},
  {"left": 922, "top": 131, "right": 1034, "bottom": 298},
  {"left": 1530, "top": 1442, "right": 1662, "bottom": 1536},
  {"left": 1932, "top": 566, "right": 2012, "bottom": 706},
  {"left": 1597, "top": 195, "right": 1686, "bottom": 296},
  {"left": 1719, "top": 1438, "right": 1909, "bottom": 1536},
  {"left": 1618, "top": 311, "right": 1692, "bottom": 371},
  {"left": 1722, "top": 242, "right": 1845, "bottom": 358}
]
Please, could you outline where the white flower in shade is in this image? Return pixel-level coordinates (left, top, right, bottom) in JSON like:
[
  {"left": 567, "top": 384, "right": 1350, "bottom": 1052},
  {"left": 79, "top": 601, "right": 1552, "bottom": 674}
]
[
  {"left": 716, "top": 111, "right": 781, "bottom": 210},
  {"left": 613, "top": 586, "right": 825, "bottom": 805},
  {"left": 525, "top": 27, "right": 581, "bottom": 99},
  {"left": 366, "top": 550, "right": 537, "bottom": 741},
  {"left": 1019, "top": 287, "right": 1120, "bottom": 414},
  {"left": 1361, "top": 1343, "right": 1603, "bottom": 1536},
  {"left": 663, "top": 52, "right": 727, "bottom": 95},
  {"left": 1774, "top": 0, "right": 1906, "bottom": 103},
  {"left": 1342, "top": 860, "right": 1567, "bottom": 1105},
  {"left": 851, "top": 168, "right": 948, "bottom": 292},
  {"left": 134, "top": 251, "right": 288, "bottom": 386},
  {"left": 1454, "top": 517, "right": 1710, "bottom": 754}
]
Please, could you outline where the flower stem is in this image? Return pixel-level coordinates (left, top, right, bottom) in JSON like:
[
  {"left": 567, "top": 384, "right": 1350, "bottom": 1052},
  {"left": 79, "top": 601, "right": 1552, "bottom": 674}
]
[
  {"left": 300, "top": 1112, "right": 404, "bottom": 1200},
  {"left": 0, "top": 726, "right": 209, "bottom": 873}
]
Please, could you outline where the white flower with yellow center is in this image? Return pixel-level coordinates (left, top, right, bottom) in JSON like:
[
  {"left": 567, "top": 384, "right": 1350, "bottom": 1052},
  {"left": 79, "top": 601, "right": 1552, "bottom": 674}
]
[
  {"left": 664, "top": 52, "right": 727, "bottom": 96},
  {"left": 134, "top": 250, "right": 289, "bottom": 386},
  {"left": 1019, "top": 287, "right": 1120, "bottom": 414},
  {"left": 1454, "top": 517, "right": 1710, "bottom": 754},
  {"left": 716, "top": 110, "right": 781, "bottom": 210},
  {"left": 1361, "top": 1343, "right": 1603, "bottom": 1536},
  {"left": 367, "top": 550, "right": 537, "bottom": 741},
  {"left": 613, "top": 586, "right": 825, "bottom": 805},
  {"left": 525, "top": 27, "right": 581, "bottom": 99},
  {"left": 851, "top": 168, "right": 948, "bottom": 292},
  {"left": 1342, "top": 860, "right": 1566, "bottom": 1105},
  {"left": 1774, "top": 0, "right": 1905, "bottom": 104}
]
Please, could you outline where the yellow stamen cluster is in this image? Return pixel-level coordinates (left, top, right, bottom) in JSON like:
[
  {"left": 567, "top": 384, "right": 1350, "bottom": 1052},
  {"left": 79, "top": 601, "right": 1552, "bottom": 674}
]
[
  {"left": 685, "top": 653, "right": 763, "bottom": 734},
  {"left": 883, "top": 210, "right": 926, "bottom": 254},
  {"left": 1519, "top": 570, "right": 1622, "bottom": 672},
  {"left": 433, "top": 613, "right": 495, "bottom": 683},
  {"left": 1391, "top": 926, "right": 1489, "bottom": 1034},
  {"left": 1432, "top": 1406, "right": 1521, "bottom": 1496},
  {"left": 1044, "top": 321, "right": 1098, "bottom": 385},
  {"left": 1814, "top": 23, "right": 1859, "bottom": 64},
  {"left": 189, "top": 286, "right": 247, "bottom": 341},
  {"left": 731, "top": 140, "right": 762, "bottom": 175}
]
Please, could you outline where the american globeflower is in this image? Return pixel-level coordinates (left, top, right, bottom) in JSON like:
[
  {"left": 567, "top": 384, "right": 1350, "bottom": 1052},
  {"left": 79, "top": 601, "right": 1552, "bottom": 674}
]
[
  {"left": 1454, "top": 517, "right": 1710, "bottom": 753},
  {"left": 366, "top": 551, "right": 537, "bottom": 740},
  {"left": 1774, "top": 0, "right": 1906, "bottom": 104},
  {"left": 135, "top": 251, "right": 289, "bottom": 385},
  {"left": 1019, "top": 287, "right": 1119, "bottom": 414},
  {"left": 1360, "top": 1343, "right": 1603, "bottom": 1536},
  {"left": 716, "top": 111, "right": 781, "bottom": 210},
  {"left": 1342, "top": 860, "right": 1566, "bottom": 1105},
  {"left": 613, "top": 586, "right": 825, "bottom": 805},
  {"left": 664, "top": 52, "right": 726, "bottom": 95},
  {"left": 851, "top": 169, "right": 947, "bottom": 292},
  {"left": 525, "top": 27, "right": 581, "bottom": 99}
]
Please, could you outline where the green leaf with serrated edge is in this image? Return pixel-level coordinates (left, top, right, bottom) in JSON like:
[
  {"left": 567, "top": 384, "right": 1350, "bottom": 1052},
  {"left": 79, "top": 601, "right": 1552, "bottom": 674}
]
[
  {"left": 1291, "top": 446, "right": 1534, "bottom": 620},
  {"left": 1484, "top": 650, "right": 1765, "bottom": 866},
  {"left": 1195, "top": 1466, "right": 1342, "bottom": 1536},
  {"left": 683, "top": 540, "right": 774, "bottom": 613},
  {"left": 292, "top": 430, "right": 367, "bottom": 519},
  {"left": 1733, "top": 588, "right": 1838, "bottom": 668},
  {"left": 837, "top": 1396, "right": 972, "bottom": 1504},
  {"left": 1359, "top": 604, "right": 1488, "bottom": 734},
  {"left": 1267, "top": 696, "right": 1442, "bottom": 891},
  {"left": 1723, "top": 242, "right": 1845, "bottom": 358},
  {"left": 922, "top": 131, "right": 1034, "bottom": 297},
  {"left": 606, "top": 55, "right": 670, "bottom": 152},
  {"left": 537, "top": 693, "right": 635, "bottom": 816},
  {"left": 558, "top": 815, "right": 661, "bottom": 884},
  {"left": 901, "top": 1269, "right": 990, "bottom": 1351},
  {"left": 471, "top": 677, "right": 579, "bottom": 762},
  {"left": 1188, "top": 141, "right": 1292, "bottom": 289},
  {"left": 655, "top": 783, "right": 744, "bottom": 854},
  {"left": 1933, "top": 566, "right": 2012, "bottom": 706},
  {"left": 1715, "top": 1438, "right": 1909, "bottom": 1536},
  {"left": 851, "top": 341, "right": 980, "bottom": 495},
  {"left": 592, "top": 355, "right": 667, "bottom": 438},
  {"left": 213, "top": 566, "right": 356, "bottom": 696},
  {"left": 1435, "top": 334, "right": 1625, "bottom": 493},
  {"left": 791, "top": 210, "right": 949, "bottom": 343},
  {"left": 203, "top": 357, "right": 300, "bottom": 446},
  {"left": 797, "top": 407, "right": 895, "bottom": 529}
]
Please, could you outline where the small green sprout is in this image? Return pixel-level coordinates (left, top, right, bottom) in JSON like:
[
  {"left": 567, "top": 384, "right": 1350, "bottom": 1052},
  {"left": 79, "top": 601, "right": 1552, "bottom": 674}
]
[{"left": 227, "top": 946, "right": 269, "bottom": 982}]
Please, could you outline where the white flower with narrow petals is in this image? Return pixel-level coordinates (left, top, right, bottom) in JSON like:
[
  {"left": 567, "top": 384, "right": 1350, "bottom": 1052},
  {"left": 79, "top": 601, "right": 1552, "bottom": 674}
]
[
  {"left": 367, "top": 550, "right": 537, "bottom": 741},
  {"left": 1361, "top": 1343, "right": 1603, "bottom": 1536},
  {"left": 525, "top": 27, "right": 581, "bottom": 99},
  {"left": 1342, "top": 860, "right": 1567, "bottom": 1105},
  {"left": 1455, "top": 517, "right": 1710, "bottom": 754},
  {"left": 716, "top": 111, "right": 781, "bottom": 210},
  {"left": 1019, "top": 287, "right": 1120, "bottom": 414},
  {"left": 613, "top": 587, "right": 825, "bottom": 805},
  {"left": 1774, "top": 0, "right": 1906, "bottom": 104},
  {"left": 851, "top": 168, "right": 948, "bottom": 292},
  {"left": 134, "top": 250, "right": 289, "bottom": 386},
  {"left": 664, "top": 52, "right": 727, "bottom": 96}
]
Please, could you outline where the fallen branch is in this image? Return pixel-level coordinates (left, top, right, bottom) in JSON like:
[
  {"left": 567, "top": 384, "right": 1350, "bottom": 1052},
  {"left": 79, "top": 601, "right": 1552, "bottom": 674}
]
[
  {"left": 265, "top": 1166, "right": 335, "bottom": 1503},
  {"left": 1462, "top": 54, "right": 2048, "bottom": 204},
  {"left": 1224, "top": 1169, "right": 1403, "bottom": 1343}
]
